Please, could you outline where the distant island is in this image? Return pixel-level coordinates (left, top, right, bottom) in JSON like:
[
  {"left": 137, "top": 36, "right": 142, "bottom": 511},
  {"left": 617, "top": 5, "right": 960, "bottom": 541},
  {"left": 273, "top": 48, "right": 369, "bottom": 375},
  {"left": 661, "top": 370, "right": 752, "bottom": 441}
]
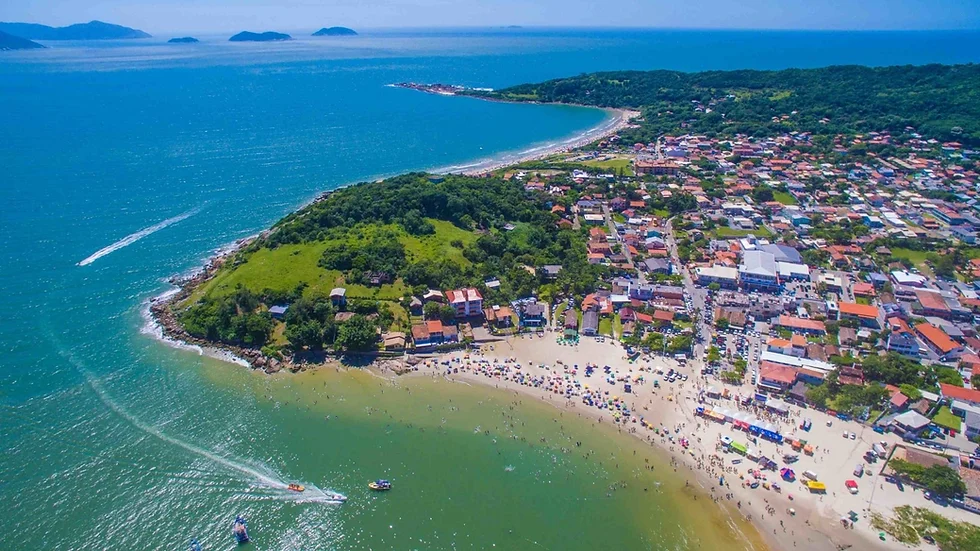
[
  {"left": 229, "top": 31, "right": 291, "bottom": 42},
  {"left": 168, "top": 37, "right": 199, "bottom": 44},
  {"left": 0, "top": 30, "right": 44, "bottom": 50},
  {"left": 312, "top": 27, "right": 357, "bottom": 37},
  {"left": 0, "top": 20, "right": 150, "bottom": 40}
]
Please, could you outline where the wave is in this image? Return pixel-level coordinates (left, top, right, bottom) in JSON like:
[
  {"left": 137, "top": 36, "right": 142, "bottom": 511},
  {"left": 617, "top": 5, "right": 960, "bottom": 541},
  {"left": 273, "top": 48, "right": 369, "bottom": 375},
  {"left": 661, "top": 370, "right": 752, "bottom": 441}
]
[
  {"left": 138, "top": 290, "right": 252, "bottom": 368},
  {"left": 77, "top": 206, "right": 204, "bottom": 266},
  {"left": 46, "top": 332, "right": 346, "bottom": 504}
]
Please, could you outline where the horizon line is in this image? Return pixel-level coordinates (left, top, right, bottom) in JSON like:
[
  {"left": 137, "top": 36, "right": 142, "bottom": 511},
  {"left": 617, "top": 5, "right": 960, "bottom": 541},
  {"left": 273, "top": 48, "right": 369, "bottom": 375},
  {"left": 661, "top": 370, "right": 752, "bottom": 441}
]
[{"left": 5, "top": 20, "right": 980, "bottom": 35}]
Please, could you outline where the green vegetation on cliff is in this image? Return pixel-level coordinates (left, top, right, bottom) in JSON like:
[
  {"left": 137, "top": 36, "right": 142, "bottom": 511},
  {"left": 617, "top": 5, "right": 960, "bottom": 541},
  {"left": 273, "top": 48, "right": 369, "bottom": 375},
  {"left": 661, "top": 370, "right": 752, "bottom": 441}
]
[
  {"left": 482, "top": 64, "right": 980, "bottom": 145},
  {"left": 178, "top": 173, "right": 603, "bottom": 351}
]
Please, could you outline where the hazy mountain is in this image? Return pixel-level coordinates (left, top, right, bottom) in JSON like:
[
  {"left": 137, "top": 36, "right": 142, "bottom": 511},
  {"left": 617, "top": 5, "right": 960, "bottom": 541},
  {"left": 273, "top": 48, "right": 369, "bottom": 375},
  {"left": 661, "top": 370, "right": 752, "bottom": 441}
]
[
  {"left": 0, "top": 20, "right": 151, "bottom": 40},
  {"left": 0, "top": 30, "right": 45, "bottom": 50}
]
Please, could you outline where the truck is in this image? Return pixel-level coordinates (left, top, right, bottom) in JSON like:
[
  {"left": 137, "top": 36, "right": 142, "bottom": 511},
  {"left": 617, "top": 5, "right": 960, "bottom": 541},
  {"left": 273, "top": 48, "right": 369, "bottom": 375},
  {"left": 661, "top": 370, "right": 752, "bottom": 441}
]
[{"left": 873, "top": 442, "right": 887, "bottom": 459}]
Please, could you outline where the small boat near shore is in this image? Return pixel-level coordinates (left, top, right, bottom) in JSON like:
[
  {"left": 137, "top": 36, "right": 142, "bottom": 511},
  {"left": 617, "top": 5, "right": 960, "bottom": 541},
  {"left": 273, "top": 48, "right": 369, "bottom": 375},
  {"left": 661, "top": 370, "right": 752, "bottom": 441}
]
[
  {"left": 369, "top": 479, "right": 392, "bottom": 491},
  {"left": 287, "top": 483, "right": 305, "bottom": 492}
]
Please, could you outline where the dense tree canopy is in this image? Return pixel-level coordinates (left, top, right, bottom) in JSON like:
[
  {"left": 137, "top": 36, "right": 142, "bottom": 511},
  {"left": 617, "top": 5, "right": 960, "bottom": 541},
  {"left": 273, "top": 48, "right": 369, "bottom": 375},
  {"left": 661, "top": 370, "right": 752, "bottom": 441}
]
[
  {"left": 483, "top": 64, "right": 980, "bottom": 146},
  {"left": 889, "top": 459, "right": 967, "bottom": 499},
  {"left": 268, "top": 173, "right": 548, "bottom": 245},
  {"left": 180, "top": 286, "right": 274, "bottom": 346}
]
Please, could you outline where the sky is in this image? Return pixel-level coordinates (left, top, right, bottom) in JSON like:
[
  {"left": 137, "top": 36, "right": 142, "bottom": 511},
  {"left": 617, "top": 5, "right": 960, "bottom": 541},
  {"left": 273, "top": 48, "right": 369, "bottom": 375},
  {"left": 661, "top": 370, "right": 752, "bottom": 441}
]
[{"left": 2, "top": 0, "right": 979, "bottom": 34}]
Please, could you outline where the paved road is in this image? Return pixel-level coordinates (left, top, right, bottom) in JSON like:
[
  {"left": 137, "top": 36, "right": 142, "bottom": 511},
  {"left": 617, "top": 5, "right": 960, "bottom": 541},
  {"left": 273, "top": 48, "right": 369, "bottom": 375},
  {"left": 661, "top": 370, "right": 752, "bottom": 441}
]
[
  {"left": 665, "top": 216, "right": 710, "bottom": 366},
  {"left": 602, "top": 203, "right": 635, "bottom": 270}
]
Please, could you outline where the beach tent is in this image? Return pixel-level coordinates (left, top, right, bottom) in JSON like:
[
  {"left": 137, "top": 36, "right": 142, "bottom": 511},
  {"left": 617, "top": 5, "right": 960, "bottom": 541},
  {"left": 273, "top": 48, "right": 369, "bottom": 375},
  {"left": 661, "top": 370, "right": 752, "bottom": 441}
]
[
  {"left": 780, "top": 468, "right": 795, "bottom": 481},
  {"left": 803, "top": 444, "right": 814, "bottom": 455},
  {"left": 746, "top": 449, "right": 760, "bottom": 461},
  {"left": 766, "top": 399, "right": 789, "bottom": 415},
  {"left": 752, "top": 421, "right": 783, "bottom": 443},
  {"left": 731, "top": 442, "right": 748, "bottom": 455},
  {"left": 806, "top": 481, "right": 827, "bottom": 493},
  {"left": 710, "top": 410, "right": 727, "bottom": 421},
  {"left": 733, "top": 411, "right": 753, "bottom": 430}
]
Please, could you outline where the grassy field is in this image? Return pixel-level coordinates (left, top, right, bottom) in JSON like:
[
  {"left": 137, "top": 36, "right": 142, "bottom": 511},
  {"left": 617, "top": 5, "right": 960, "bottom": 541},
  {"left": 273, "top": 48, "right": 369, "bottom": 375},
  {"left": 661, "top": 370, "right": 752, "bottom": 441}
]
[
  {"left": 598, "top": 317, "right": 613, "bottom": 336},
  {"left": 582, "top": 157, "right": 634, "bottom": 176},
  {"left": 931, "top": 406, "right": 961, "bottom": 432},
  {"left": 191, "top": 219, "right": 474, "bottom": 304},
  {"left": 553, "top": 302, "right": 568, "bottom": 325},
  {"left": 889, "top": 248, "right": 934, "bottom": 277},
  {"left": 400, "top": 219, "right": 477, "bottom": 265},
  {"left": 712, "top": 226, "right": 774, "bottom": 239},
  {"left": 772, "top": 191, "right": 798, "bottom": 205}
]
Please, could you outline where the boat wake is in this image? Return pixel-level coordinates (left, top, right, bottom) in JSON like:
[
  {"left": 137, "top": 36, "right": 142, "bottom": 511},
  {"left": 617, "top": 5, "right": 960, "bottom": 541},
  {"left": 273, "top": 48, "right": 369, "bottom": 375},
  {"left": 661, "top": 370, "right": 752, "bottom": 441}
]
[
  {"left": 77, "top": 206, "right": 203, "bottom": 266},
  {"left": 48, "top": 334, "right": 346, "bottom": 504}
]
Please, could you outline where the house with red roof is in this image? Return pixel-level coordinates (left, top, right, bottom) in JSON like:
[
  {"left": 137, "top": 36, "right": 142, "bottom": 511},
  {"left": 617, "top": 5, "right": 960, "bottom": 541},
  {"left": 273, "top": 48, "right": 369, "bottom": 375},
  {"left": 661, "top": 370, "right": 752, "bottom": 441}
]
[
  {"left": 759, "top": 362, "right": 797, "bottom": 391},
  {"left": 774, "top": 315, "right": 826, "bottom": 335},
  {"left": 837, "top": 301, "right": 881, "bottom": 329},
  {"left": 913, "top": 289, "right": 951, "bottom": 320},
  {"left": 852, "top": 282, "right": 876, "bottom": 297},
  {"left": 410, "top": 319, "right": 459, "bottom": 348},
  {"left": 886, "top": 318, "right": 920, "bottom": 357},
  {"left": 915, "top": 323, "right": 964, "bottom": 362},
  {"left": 940, "top": 383, "right": 980, "bottom": 408},
  {"left": 634, "top": 312, "right": 654, "bottom": 325},
  {"left": 445, "top": 288, "right": 483, "bottom": 318}
]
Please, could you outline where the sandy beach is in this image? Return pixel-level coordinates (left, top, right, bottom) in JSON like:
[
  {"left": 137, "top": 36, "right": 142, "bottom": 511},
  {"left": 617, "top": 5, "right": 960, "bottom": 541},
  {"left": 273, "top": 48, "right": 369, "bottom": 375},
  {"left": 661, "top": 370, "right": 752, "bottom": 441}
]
[
  {"left": 374, "top": 331, "right": 967, "bottom": 551},
  {"left": 427, "top": 107, "right": 640, "bottom": 176}
]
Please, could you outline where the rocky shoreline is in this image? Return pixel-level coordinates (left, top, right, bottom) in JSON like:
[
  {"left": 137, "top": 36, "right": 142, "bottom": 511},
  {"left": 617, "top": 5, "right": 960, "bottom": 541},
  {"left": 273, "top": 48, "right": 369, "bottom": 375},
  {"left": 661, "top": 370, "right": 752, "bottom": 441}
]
[{"left": 148, "top": 234, "right": 295, "bottom": 373}]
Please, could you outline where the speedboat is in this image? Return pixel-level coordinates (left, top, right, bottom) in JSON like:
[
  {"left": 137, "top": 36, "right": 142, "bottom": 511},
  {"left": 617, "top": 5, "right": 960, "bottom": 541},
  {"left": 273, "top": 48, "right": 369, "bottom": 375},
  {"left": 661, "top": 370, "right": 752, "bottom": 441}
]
[
  {"left": 287, "top": 483, "right": 305, "bottom": 492},
  {"left": 232, "top": 515, "right": 250, "bottom": 544},
  {"left": 368, "top": 479, "right": 392, "bottom": 491}
]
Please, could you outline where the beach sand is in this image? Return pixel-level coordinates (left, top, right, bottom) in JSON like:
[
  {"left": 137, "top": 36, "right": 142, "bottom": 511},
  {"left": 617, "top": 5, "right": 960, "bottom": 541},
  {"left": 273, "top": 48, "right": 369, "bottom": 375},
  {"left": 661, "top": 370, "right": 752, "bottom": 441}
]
[
  {"left": 428, "top": 107, "right": 640, "bottom": 176},
  {"left": 380, "top": 332, "right": 950, "bottom": 551}
]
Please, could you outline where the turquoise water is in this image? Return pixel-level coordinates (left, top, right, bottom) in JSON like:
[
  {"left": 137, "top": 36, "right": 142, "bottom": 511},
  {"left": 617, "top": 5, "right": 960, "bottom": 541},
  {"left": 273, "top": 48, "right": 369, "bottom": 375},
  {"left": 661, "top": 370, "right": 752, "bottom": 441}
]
[{"left": 2, "top": 28, "right": 979, "bottom": 550}]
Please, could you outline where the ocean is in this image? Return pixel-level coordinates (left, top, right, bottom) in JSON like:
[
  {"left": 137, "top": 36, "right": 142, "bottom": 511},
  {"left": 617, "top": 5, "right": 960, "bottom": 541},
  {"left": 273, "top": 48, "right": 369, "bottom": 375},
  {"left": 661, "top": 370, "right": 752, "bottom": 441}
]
[{"left": 2, "top": 28, "right": 978, "bottom": 550}]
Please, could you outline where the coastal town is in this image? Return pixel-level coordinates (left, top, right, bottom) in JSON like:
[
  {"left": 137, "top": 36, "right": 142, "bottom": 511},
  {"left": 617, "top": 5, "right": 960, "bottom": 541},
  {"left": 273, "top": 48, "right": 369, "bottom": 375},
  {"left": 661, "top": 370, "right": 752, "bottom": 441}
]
[
  {"left": 157, "top": 83, "right": 980, "bottom": 550},
  {"left": 399, "top": 127, "right": 980, "bottom": 550}
]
